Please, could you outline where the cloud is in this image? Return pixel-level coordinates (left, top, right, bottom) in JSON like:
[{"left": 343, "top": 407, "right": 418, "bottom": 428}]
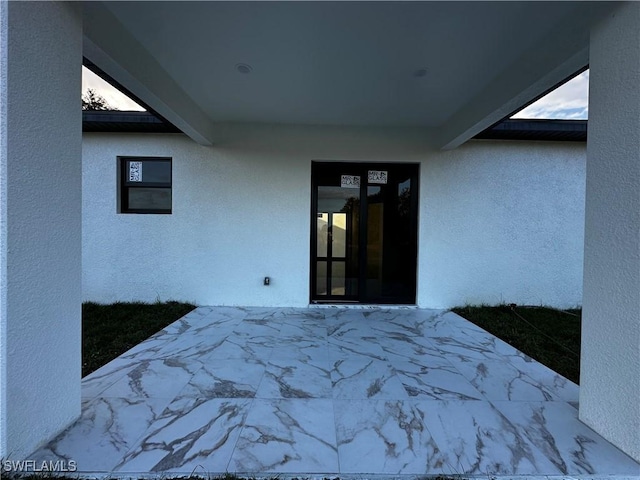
[
  {"left": 82, "top": 67, "right": 145, "bottom": 111},
  {"left": 512, "top": 70, "right": 589, "bottom": 119}
]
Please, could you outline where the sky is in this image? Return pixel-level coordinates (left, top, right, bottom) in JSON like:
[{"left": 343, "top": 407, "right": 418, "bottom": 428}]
[
  {"left": 82, "top": 66, "right": 590, "bottom": 120},
  {"left": 82, "top": 67, "right": 145, "bottom": 111},
  {"left": 512, "top": 70, "right": 589, "bottom": 119}
]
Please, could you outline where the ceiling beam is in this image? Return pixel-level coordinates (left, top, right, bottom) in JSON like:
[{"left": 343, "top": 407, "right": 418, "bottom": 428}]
[
  {"left": 83, "top": 2, "right": 215, "bottom": 145},
  {"left": 436, "top": 3, "right": 613, "bottom": 150}
]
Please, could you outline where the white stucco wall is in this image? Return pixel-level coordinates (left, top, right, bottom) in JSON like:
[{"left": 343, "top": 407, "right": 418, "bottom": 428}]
[
  {"left": 0, "top": 2, "right": 82, "bottom": 459},
  {"left": 580, "top": 2, "right": 640, "bottom": 462},
  {"left": 421, "top": 140, "right": 586, "bottom": 308},
  {"left": 83, "top": 127, "right": 431, "bottom": 307},
  {"left": 83, "top": 127, "right": 585, "bottom": 310},
  {"left": 83, "top": 131, "right": 314, "bottom": 307}
]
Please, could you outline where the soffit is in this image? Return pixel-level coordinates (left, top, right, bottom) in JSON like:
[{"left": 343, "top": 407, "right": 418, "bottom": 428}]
[{"left": 85, "top": 1, "right": 613, "bottom": 144}]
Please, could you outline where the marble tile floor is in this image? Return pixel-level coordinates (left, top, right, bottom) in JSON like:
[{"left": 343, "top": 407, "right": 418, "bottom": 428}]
[{"left": 31, "top": 307, "right": 640, "bottom": 478}]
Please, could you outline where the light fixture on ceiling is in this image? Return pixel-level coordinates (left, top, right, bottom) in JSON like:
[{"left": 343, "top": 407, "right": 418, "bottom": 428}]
[
  {"left": 235, "top": 63, "right": 253, "bottom": 74},
  {"left": 413, "top": 68, "right": 428, "bottom": 78}
]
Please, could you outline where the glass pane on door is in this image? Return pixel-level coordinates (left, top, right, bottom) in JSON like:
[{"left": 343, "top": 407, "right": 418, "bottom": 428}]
[
  {"left": 314, "top": 180, "right": 360, "bottom": 299},
  {"left": 316, "top": 261, "right": 328, "bottom": 296},
  {"left": 366, "top": 186, "right": 384, "bottom": 299},
  {"left": 317, "top": 213, "right": 329, "bottom": 258},
  {"left": 332, "top": 213, "right": 347, "bottom": 258},
  {"left": 365, "top": 170, "right": 416, "bottom": 303},
  {"left": 331, "top": 261, "right": 346, "bottom": 295}
]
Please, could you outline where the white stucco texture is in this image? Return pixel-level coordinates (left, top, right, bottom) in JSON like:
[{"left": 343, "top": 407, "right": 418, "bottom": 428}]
[
  {"left": 0, "top": 2, "right": 82, "bottom": 459},
  {"left": 83, "top": 127, "right": 429, "bottom": 307},
  {"left": 421, "top": 140, "right": 585, "bottom": 308},
  {"left": 82, "top": 127, "right": 585, "bottom": 310},
  {"left": 580, "top": 2, "right": 640, "bottom": 462}
]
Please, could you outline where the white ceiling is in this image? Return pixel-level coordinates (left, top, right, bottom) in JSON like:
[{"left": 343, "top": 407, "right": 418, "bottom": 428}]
[{"left": 83, "top": 1, "right": 614, "bottom": 147}]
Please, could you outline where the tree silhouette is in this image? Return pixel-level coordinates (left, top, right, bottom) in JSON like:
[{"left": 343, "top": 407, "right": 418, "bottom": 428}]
[{"left": 82, "top": 88, "right": 111, "bottom": 111}]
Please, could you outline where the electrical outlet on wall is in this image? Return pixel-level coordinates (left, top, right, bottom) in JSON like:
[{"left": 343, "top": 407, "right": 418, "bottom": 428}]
[{"left": 264, "top": 277, "right": 270, "bottom": 286}]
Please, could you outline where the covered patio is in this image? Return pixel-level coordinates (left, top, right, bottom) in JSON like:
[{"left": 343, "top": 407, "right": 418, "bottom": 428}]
[
  {"left": 1, "top": 1, "right": 639, "bottom": 468},
  {"left": 31, "top": 307, "right": 639, "bottom": 476}
]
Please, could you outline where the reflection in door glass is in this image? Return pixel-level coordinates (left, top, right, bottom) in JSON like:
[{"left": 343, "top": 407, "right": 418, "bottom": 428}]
[
  {"left": 398, "top": 179, "right": 411, "bottom": 217},
  {"left": 332, "top": 213, "right": 347, "bottom": 258},
  {"left": 367, "top": 186, "right": 384, "bottom": 299},
  {"left": 317, "top": 213, "right": 329, "bottom": 258},
  {"left": 316, "top": 261, "right": 328, "bottom": 295},
  {"left": 331, "top": 262, "right": 346, "bottom": 295},
  {"left": 316, "top": 185, "right": 359, "bottom": 298},
  {"left": 312, "top": 163, "right": 418, "bottom": 304}
]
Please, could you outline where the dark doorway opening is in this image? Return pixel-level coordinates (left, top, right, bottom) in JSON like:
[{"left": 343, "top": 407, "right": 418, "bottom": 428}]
[{"left": 311, "top": 162, "right": 419, "bottom": 304}]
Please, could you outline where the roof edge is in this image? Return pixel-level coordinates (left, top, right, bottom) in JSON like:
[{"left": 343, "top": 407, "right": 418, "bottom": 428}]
[
  {"left": 82, "top": 110, "right": 182, "bottom": 133},
  {"left": 82, "top": 111, "right": 588, "bottom": 142},
  {"left": 474, "top": 118, "right": 587, "bottom": 142}
]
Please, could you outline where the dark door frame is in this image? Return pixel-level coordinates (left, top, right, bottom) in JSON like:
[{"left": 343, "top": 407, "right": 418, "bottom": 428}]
[{"left": 310, "top": 161, "right": 419, "bottom": 304}]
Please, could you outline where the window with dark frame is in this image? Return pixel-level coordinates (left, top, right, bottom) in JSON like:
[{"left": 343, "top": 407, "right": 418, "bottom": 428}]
[{"left": 120, "top": 157, "right": 172, "bottom": 214}]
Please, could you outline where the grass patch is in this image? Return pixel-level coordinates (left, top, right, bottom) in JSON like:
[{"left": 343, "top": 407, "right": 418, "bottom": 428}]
[
  {"left": 452, "top": 304, "right": 581, "bottom": 384},
  {"left": 82, "top": 300, "right": 196, "bottom": 377}
]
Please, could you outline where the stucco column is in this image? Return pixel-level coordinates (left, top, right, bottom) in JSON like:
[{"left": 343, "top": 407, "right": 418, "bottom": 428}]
[
  {"left": 581, "top": 2, "right": 640, "bottom": 462},
  {"left": 0, "top": 2, "right": 83, "bottom": 459}
]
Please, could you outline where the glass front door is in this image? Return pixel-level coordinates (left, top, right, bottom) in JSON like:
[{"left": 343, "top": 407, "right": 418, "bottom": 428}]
[{"left": 311, "top": 162, "right": 419, "bottom": 304}]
